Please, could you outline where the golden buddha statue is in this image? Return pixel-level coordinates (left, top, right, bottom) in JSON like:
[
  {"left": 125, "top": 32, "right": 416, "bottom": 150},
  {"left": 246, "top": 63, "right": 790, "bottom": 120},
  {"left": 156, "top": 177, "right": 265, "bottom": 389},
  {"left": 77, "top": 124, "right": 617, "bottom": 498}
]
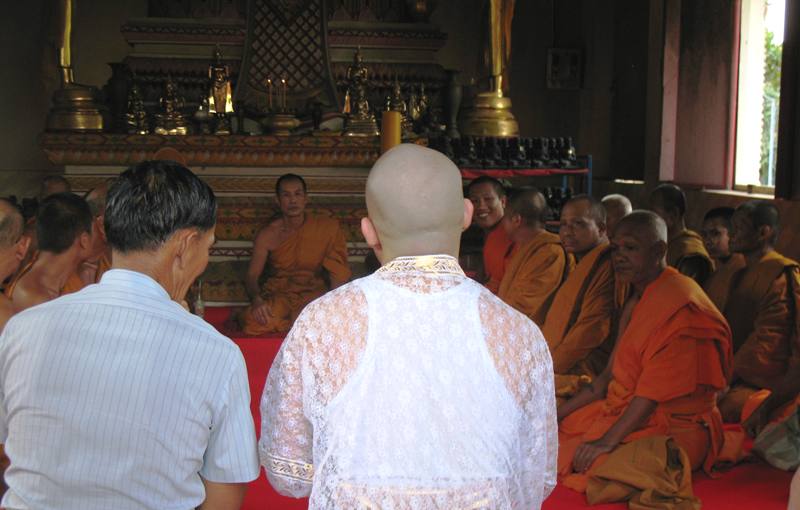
[
  {"left": 154, "top": 77, "right": 190, "bottom": 135},
  {"left": 389, "top": 79, "right": 414, "bottom": 138},
  {"left": 459, "top": 0, "right": 519, "bottom": 137},
  {"left": 343, "top": 48, "right": 379, "bottom": 136},
  {"left": 208, "top": 46, "right": 233, "bottom": 134}
]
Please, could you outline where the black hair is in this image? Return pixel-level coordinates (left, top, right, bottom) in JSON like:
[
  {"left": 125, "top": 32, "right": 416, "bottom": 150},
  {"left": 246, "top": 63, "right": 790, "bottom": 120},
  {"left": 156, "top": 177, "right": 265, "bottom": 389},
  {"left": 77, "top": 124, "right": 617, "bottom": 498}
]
[
  {"left": 36, "top": 192, "right": 93, "bottom": 254},
  {"left": 105, "top": 160, "right": 217, "bottom": 253},
  {"left": 651, "top": 183, "right": 687, "bottom": 216},
  {"left": 506, "top": 187, "right": 547, "bottom": 226},
  {"left": 736, "top": 200, "right": 780, "bottom": 245},
  {"left": 275, "top": 173, "right": 307, "bottom": 195},
  {"left": 0, "top": 198, "right": 24, "bottom": 248},
  {"left": 703, "top": 206, "right": 735, "bottom": 230},
  {"left": 465, "top": 176, "right": 507, "bottom": 198}
]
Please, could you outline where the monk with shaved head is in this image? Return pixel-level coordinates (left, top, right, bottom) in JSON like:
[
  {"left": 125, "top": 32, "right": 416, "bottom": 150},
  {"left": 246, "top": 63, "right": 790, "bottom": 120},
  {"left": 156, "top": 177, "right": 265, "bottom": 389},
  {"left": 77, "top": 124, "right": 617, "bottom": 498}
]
[
  {"left": 557, "top": 211, "right": 731, "bottom": 497},
  {"left": 498, "top": 188, "right": 573, "bottom": 325},
  {"left": 260, "top": 144, "right": 557, "bottom": 509},
  {"left": 601, "top": 194, "right": 632, "bottom": 234},
  {"left": 542, "top": 195, "right": 615, "bottom": 401},
  {"left": 0, "top": 199, "right": 31, "bottom": 331},
  {"left": 716, "top": 200, "right": 800, "bottom": 438}
]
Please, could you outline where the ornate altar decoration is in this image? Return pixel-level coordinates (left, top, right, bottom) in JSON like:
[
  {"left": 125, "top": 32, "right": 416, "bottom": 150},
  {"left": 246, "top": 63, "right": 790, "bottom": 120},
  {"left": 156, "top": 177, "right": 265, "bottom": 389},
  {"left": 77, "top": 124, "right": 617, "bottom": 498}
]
[
  {"left": 208, "top": 46, "right": 234, "bottom": 134},
  {"left": 342, "top": 48, "right": 379, "bottom": 136},
  {"left": 459, "top": 0, "right": 519, "bottom": 137},
  {"left": 153, "top": 77, "right": 190, "bottom": 135},
  {"left": 46, "top": 0, "right": 107, "bottom": 131},
  {"left": 235, "top": 0, "right": 338, "bottom": 134}
]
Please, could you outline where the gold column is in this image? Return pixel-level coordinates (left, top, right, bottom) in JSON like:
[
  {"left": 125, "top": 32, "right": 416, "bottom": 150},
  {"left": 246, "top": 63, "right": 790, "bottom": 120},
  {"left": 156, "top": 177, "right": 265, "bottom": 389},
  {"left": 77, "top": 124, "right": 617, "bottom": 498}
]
[
  {"left": 46, "top": 0, "right": 106, "bottom": 132},
  {"left": 380, "top": 111, "right": 402, "bottom": 153},
  {"left": 459, "top": 0, "right": 519, "bottom": 138}
]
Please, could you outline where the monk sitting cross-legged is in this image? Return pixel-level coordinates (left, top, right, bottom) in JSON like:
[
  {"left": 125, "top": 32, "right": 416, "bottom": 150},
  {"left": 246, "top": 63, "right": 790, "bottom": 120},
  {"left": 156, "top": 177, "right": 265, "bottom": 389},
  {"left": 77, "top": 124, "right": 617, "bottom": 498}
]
[
  {"left": 716, "top": 200, "right": 800, "bottom": 437},
  {"left": 557, "top": 211, "right": 732, "bottom": 493},
  {"left": 61, "top": 182, "right": 113, "bottom": 294},
  {"left": 239, "top": 173, "right": 352, "bottom": 334},
  {"left": 650, "top": 183, "right": 714, "bottom": 286},
  {"left": 6, "top": 193, "right": 94, "bottom": 314},
  {"left": 543, "top": 195, "right": 616, "bottom": 402},
  {"left": 466, "top": 176, "right": 512, "bottom": 293},
  {"left": 0, "top": 199, "right": 31, "bottom": 331},
  {"left": 498, "top": 188, "right": 573, "bottom": 325}
]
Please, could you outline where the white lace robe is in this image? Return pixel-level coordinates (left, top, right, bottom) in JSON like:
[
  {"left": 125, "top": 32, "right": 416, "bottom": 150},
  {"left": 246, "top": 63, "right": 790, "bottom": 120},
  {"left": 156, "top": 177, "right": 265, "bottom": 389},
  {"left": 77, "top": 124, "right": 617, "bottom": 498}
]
[{"left": 260, "top": 255, "right": 557, "bottom": 509}]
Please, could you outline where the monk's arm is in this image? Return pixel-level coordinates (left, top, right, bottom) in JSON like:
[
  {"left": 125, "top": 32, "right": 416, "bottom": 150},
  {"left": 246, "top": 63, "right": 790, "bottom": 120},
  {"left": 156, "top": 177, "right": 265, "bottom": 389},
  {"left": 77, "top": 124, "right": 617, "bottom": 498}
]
[
  {"left": 551, "top": 274, "right": 615, "bottom": 374},
  {"left": 676, "top": 256, "right": 712, "bottom": 286},
  {"left": 572, "top": 396, "right": 657, "bottom": 472},
  {"left": 322, "top": 223, "right": 351, "bottom": 289},
  {"left": 557, "top": 358, "right": 613, "bottom": 421},
  {"left": 506, "top": 246, "right": 564, "bottom": 322},
  {"left": 245, "top": 229, "right": 271, "bottom": 303}
]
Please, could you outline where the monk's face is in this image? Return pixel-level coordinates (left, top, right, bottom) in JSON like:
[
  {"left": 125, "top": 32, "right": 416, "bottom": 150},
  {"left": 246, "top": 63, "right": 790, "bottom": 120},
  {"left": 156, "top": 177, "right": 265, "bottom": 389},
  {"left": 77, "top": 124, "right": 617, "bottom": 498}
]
[
  {"left": 702, "top": 217, "right": 731, "bottom": 259},
  {"left": 729, "top": 211, "right": 760, "bottom": 254},
  {"left": 468, "top": 182, "right": 505, "bottom": 230},
  {"left": 559, "top": 200, "right": 605, "bottom": 256},
  {"left": 611, "top": 224, "right": 664, "bottom": 286},
  {"left": 277, "top": 179, "right": 308, "bottom": 219}
]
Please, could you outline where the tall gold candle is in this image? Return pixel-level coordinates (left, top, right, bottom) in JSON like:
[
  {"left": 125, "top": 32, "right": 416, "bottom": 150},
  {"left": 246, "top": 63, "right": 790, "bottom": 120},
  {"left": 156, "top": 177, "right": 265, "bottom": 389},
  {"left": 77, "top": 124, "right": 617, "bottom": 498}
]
[{"left": 381, "top": 111, "right": 401, "bottom": 153}]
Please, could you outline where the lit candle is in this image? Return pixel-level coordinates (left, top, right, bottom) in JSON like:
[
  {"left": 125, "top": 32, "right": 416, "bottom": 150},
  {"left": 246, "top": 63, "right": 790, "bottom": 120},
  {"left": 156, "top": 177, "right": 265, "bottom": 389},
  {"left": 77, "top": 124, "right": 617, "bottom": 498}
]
[
  {"left": 266, "top": 78, "right": 273, "bottom": 110},
  {"left": 281, "top": 78, "right": 287, "bottom": 111}
]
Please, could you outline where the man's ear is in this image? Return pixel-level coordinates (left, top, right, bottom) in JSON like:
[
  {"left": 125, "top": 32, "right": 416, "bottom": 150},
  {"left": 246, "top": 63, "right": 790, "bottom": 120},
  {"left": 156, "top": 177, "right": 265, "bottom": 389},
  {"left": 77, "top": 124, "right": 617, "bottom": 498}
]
[
  {"left": 14, "top": 236, "right": 31, "bottom": 262},
  {"left": 174, "top": 229, "right": 199, "bottom": 269},
  {"left": 361, "top": 217, "right": 380, "bottom": 250},
  {"left": 758, "top": 225, "right": 774, "bottom": 245},
  {"left": 462, "top": 198, "right": 474, "bottom": 231},
  {"left": 597, "top": 219, "right": 608, "bottom": 238},
  {"left": 500, "top": 195, "right": 507, "bottom": 209},
  {"left": 96, "top": 215, "right": 106, "bottom": 240},
  {"left": 78, "top": 231, "right": 92, "bottom": 251}
]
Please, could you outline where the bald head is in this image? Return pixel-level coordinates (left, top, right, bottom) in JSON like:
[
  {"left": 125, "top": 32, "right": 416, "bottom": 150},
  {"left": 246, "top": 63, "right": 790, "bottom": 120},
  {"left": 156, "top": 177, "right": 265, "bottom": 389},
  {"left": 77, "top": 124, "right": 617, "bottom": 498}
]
[
  {"left": 601, "top": 194, "right": 632, "bottom": 233},
  {"left": 365, "top": 144, "right": 469, "bottom": 258},
  {"left": 0, "top": 199, "right": 23, "bottom": 248},
  {"left": 615, "top": 210, "right": 667, "bottom": 244},
  {"left": 505, "top": 188, "right": 548, "bottom": 227},
  {"left": 611, "top": 210, "right": 668, "bottom": 288}
]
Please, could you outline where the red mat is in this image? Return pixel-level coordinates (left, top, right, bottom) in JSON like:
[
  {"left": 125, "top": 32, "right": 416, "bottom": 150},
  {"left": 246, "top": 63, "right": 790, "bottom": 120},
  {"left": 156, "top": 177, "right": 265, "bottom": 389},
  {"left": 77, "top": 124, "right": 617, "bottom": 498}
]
[{"left": 206, "top": 307, "right": 794, "bottom": 510}]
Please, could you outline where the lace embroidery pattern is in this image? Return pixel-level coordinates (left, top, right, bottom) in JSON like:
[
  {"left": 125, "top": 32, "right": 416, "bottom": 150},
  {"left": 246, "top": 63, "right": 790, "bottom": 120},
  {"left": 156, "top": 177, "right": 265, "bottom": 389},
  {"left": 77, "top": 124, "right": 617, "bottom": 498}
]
[
  {"left": 267, "top": 453, "right": 314, "bottom": 482},
  {"left": 376, "top": 255, "right": 465, "bottom": 277}
]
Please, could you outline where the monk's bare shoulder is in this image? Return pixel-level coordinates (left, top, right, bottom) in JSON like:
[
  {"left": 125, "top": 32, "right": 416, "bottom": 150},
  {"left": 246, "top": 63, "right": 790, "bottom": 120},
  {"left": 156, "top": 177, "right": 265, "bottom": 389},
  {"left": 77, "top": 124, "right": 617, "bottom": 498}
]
[
  {"left": 253, "top": 219, "right": 285, "bottom": 252},
  {"left": 11, "top": 278, "right": 51, "bottom": 314}
]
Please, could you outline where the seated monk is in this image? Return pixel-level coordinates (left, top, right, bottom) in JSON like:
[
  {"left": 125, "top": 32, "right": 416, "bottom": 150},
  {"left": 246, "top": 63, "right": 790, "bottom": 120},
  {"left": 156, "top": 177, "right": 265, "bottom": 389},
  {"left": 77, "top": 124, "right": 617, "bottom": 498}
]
[
  {"left": 240, "top": 174, "right": 352, "bottom": 334},
  {"left": 650, "top": 183, "right": 714, "bottom": 285},
  {"left": 542, "top": 195, "right": 615, "bottom": 400},
  {"left": 601, "top": 193, "right": 632, "bottom": 235},
  {"left": 466, "top": 176, "right": 512, "bottom": 293},
  {"left": 6, "top": 193, "right": 93, "bottom": 313},
  {"left": 717, "top": 200, "right": 800, "bottom": 438},
  {"left": 701, "top": 206, "right": 746, "bottom": 310},
  {"left": 0, "top": 199, "right": 31, "bottom": 331},
  {"left": 62, "top": 182, "right": 113, "bottom": 294},
  {"left": 557, "top": 211, "right": 731, "bottom": 492},
  {"left": 498, "top": 188, "right": 572, "bottom": 325}
]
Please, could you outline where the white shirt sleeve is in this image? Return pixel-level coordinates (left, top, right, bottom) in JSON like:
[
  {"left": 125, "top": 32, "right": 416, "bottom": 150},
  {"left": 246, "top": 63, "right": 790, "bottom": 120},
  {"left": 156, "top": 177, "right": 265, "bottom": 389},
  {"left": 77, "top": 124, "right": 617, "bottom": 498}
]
[
  {"left": 201, "top": 349, "right": 260, "bottom": 483},
  {"left": 259, "top": 324, "right": 314, "bottom": 498},
  {"left": 525, "top": 324, "right": 558, "bottom": 501}
]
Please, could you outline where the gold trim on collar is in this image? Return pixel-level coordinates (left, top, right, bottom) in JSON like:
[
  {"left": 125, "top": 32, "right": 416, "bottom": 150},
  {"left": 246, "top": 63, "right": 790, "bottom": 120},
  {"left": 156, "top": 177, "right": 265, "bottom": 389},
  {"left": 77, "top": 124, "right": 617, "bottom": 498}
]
[{"left": 377, "top": 255, "right": 465, "bottom": 277}]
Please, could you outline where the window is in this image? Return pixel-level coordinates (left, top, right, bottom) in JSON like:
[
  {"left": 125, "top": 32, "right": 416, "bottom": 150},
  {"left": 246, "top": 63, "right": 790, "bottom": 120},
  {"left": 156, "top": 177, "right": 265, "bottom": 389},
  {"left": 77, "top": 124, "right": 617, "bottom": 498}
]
[{"left": 734, "top": 0, "right": 785, "bottom": 191}]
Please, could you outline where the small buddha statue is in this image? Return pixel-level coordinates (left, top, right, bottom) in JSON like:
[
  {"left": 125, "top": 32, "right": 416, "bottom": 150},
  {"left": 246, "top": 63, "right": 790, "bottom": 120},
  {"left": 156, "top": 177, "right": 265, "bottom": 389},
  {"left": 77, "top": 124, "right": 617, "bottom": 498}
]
[
  {"left": 125, "top": 83, "right": 148, "bottom": 135},
  {"left": 342, "top": 48, "right": 379, "bottom": 136},
  {"left": 154, "top": 77, "right": 190, "bottom": 135},
  {"left": 207, "top": 46, "right": 233, "bottom": 134},
  {"left": 389, "top": 79, "right": 414, "bottom": 138}
]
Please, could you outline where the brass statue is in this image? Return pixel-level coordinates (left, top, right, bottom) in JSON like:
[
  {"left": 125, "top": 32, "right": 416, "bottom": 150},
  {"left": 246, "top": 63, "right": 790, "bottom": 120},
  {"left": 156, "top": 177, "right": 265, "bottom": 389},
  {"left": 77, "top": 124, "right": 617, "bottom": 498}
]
[
  {"left": 125, "top": 83, "right": 148, "bottom": 135},
  {"left": 46, "top": 0, "right": 106, "bottom": 131},
  {"left": 389, "top": 79, "right": 414, "bottom": 138},
  {"left": 459, "top": 0, "right": 519, "bottom": 137},
  {"left": 343, "top": 48, "right": 379, "bottom": 136},
  {"left": 154, "top": 77, "right": 190, "bottom": 135},
  {"left": 207, "top": 46, "right": 233, "bottom": 134}
]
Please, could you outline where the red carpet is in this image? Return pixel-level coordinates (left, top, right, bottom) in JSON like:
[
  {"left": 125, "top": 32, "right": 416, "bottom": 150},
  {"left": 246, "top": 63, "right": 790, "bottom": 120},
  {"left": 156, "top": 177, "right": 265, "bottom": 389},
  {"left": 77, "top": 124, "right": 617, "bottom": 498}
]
[{"left": 205, "top": 307, "right": 794, "bottom": 510}]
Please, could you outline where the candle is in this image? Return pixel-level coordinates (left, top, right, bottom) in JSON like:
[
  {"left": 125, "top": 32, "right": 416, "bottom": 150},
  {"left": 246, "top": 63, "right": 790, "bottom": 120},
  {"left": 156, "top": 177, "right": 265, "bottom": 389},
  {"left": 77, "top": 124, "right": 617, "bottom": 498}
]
[
  {"left": 266, "top": 78, "right": 273, "bottom": 110},
  {"left": 381, "top": 111, "right": 401, "bottom": 153},
  {"left": 281, "top": 78, "right": 287, "bottom": 111}
]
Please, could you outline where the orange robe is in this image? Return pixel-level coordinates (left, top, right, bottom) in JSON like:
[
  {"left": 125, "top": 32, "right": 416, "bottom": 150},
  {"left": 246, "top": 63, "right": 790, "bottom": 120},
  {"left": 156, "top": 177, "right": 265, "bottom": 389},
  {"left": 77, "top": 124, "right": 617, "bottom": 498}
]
[
  {"left": 61, "top": 253, "right": 112, "bottom": 295},
  {"left": 717, "top": 251, "right": 800, "bottom": 423},
  {"left": 542, "top": 243, "right": 615, "bottom": 397},
  {"left": 558, "top": 268, "right": 732, "bottom": 492},
  {"left": 240, "top": 215, "right": 351, "bottom": 334},
  {"left": 667, "top": 229, "right": 714, "bottom": 285},
  {"left": 483, "top": 224, "right": 513, "bottom": 294},
  {"left": 703, "top": 253, "right": 747, "bottom": 312},
  {"left": 498, "top": 230, "right": 573, "bottom": 325}
]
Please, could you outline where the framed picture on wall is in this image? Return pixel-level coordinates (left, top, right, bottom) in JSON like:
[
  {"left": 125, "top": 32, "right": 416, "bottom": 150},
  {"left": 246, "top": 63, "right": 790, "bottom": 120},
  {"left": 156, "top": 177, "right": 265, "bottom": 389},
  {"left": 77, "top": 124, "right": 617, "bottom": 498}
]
[{"left": 546, "top": 48, "right": 583, "bottom": 90}]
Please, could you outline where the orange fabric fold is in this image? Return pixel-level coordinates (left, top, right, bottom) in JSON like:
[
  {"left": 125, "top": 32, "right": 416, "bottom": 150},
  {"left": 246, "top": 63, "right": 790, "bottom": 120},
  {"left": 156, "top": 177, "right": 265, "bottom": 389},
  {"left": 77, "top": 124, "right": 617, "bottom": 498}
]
[
  {"left": 542, "top": 243, "right": 615, "bottom": 380},
  {"left": 703, "top": 254, "right": 746, "bottom": 312},
  {"left": 240, "top": 215, "right": 351, "bottom": 334},
  {"left": 558, "top": 268, "right": 732, "bottom": 492},
  {"left": 483, "top": 224, "right": 513, "bottom": 294},
  {"left": 498, "top": 230, "right": 572, "bottom": 325}
]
